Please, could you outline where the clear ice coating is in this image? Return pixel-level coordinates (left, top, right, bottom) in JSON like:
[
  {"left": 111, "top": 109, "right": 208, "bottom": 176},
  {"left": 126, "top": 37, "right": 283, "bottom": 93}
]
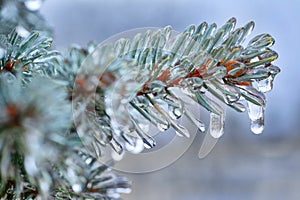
[
  {"left": 247, "top": 102, "right": 265, "bottom": 134},
  {"left": 76, "top": 18, "right": 280, "bottom": 158},
  {"left": 209, "top": 112, "right": 224, "bottom": 138},
  {"left": 24, "top": 0, "right": 43, "bottom": 11}
]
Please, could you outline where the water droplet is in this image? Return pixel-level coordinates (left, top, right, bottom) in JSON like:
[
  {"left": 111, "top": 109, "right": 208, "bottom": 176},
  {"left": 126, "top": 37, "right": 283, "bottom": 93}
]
[
  {"left": 247, "top": 102, "right": 264, "bottom": 134},
  {"left": 24, "top": 0, "right": 43, "bottom": 11},
  {"left": 209, "top": 112, "right": 224, "bottom": 138}
]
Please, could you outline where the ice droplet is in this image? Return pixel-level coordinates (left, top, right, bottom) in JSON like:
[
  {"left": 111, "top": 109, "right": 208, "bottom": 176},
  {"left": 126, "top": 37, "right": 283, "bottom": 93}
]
[
  {"left": 24, "top": 0, "right": 43, "bottom": 11},
  {"left": 209, "top": 112, "right": 224, "bottom": 138},
  {"left": 255, "top": 76, "right": 273, "bottom": 93},
  {"left": 251, "top": 119, "right": 264, "bottom": 134},
  {"left": 247, "top": 102, "right": 264, "bottom": 134},
  {"left": 184, "top": 109, "right": 206, "bottom": 132},
  {"left": 223, "top": 85, "right": 241, "bottom": 103},
  {"left": 231, "top": 102, "right": 246, "bottom": 112},
  {"left": 110, "top": 138, "right": 123, "bottom": 155},
  {"left": 72, "top": 184, "right": 82, "bottom": 193},
  {"left": 142, "top": 136, "right": 156, "bottom": 149},
  {"left": 195, "top": 119, "right": 206, "bottom": 132},
  {"left": 168, "top": 106, "right": 182, "bottom": 119},
  {"left": 174, "top": 123, "right": 190, "bottom": 138},
  {"left": 125, "top": 137, "right": 144, "bottom": 154},
  {"left": 16, "top": 26, "right": 30, "bottom": 38},
  {"left": 157, "top": 121, "right": 169, "bottom": 131}
]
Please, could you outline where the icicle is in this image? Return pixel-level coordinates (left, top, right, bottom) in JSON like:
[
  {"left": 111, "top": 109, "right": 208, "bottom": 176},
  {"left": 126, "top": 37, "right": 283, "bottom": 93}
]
[
  {"left": 198, "top": 134, "right": 219, "bottom": 159},
  {"left": 184, "top": 108, "right": 206, "bottom": 132},
  {"left": 174, "top": 124, "right": 190, "bottom": 138},
  {"left": 252, "top": 65, "right": 280, "bottom": 93},
  {"left": 131, "top": 118, "right": 156, "bottom": 149},
  {"left": 145, "top": 106, "right": 170, "bottom": 131},
  {"left": 24, "top": 0, "right": 43, "bottom": 11},
  {"left": 148, "top": 95, "right": 190, "bottom": 137},
  {"left": 110, "top": 138, "right": 124, "bottom": 155},
  {"left": 209, "top": 112, "right": 225, "bottom": 138},
  {"left": 247, "top": 102, "right": 264, "bottom": 134}
]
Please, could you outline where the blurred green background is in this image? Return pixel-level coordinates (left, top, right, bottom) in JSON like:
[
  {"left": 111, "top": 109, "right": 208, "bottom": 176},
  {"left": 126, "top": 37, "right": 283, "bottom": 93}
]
[{"left": 41, "top": 0, "right": 299, "bottom": 199}]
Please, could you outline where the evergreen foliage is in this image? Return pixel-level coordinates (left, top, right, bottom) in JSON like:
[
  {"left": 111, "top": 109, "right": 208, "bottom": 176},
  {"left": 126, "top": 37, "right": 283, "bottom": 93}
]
[{"left": 0, "top": 0, "right": 280, "bottom": 199}]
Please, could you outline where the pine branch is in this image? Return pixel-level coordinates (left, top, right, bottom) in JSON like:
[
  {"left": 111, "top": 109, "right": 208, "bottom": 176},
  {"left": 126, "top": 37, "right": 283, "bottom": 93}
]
[
  {"left": 52, "top": 149, "right": 131, "bottom": 200},
  {"left": 0, "top": 1, "right": 281, "bottom": 198},
  {"left": 0, "top": 29, "right": 58, "bottom": 82},
  {"left": 0, "top": 0, "right": 52, "bottom": 36},
  {"left": 0, "top": 72, "right": 72, "bottom": 198},
  {"left": 64, "top": 18, "right": 280, "bottom": 158}
]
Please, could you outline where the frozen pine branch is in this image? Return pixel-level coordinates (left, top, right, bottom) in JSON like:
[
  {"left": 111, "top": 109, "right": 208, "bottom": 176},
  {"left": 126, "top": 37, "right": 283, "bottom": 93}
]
[
  {"left": 69, "top": 18, "right": 280, "bottom": 158},
  {"left": 0, "top": 0, "right": 52, "bottom": 36},
  {"left": 0, "top": 0, "right": 281, "bottom": 199},
  {"left": 0, "top": 72, "right": 71, "bottom": 198}
]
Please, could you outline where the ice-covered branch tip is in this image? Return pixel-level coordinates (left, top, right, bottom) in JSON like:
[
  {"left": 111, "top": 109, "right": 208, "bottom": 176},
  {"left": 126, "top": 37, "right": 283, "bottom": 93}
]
[{"left": 72, "top": 17, "right": 280, "bottom": 156}]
